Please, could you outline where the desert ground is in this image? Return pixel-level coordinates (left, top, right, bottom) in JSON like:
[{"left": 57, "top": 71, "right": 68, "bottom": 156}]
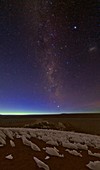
[
  {"left": 0, "top": 113, "right": 100, "bottom": 135},
  {"left": 0, "top": 113, "right": 100, "bottom": 170}
]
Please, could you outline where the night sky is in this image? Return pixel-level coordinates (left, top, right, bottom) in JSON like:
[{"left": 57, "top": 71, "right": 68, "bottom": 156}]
[{"left": 0, "top": 0, "right": 100, "bottom": 114}]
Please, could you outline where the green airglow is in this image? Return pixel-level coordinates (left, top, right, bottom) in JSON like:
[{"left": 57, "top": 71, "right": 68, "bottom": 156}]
[
  {"left": 0, "top": 112, "right": 59, "bottom": 115},
  {"left": 0, "top": 111, "right": 99, "bottom": 115}
]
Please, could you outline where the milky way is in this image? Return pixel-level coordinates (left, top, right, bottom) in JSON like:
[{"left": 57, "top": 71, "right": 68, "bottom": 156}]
[{"left": 0, "top": 0, "right": 99, "bottom": 113}]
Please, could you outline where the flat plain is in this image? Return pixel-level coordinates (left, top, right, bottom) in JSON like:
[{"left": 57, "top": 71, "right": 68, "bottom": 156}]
[{"left": 0, "top": 113, "right": 100, "bottom": 135}]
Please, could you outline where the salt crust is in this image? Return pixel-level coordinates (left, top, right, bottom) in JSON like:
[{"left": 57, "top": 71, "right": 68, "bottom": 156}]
[
  {"left": 86, "top": 161, "right": 100, "bottom": 170},
  {"left": 0, "top": 128, "right": 100, "bottom": 170},
  {"left": 33, "top": 157, "right": 50, "bottom": 170},
  {"left": 0, "top": 128, "right": 100, "bottom": 150},
  {"left": 43, "top": 147, "right": 64, "bottom": 157},
  {"left": 10, "top": 140, "right": 15, "bottom": 147},
  {"left": 65, "top": 149, "right": 82, "bottom": 157},
  {"left": 5, "top": 154, "right": 13, "bottom": 160},
  {"left": 88, "top": 150, "right": 100, "bottom": 158}
]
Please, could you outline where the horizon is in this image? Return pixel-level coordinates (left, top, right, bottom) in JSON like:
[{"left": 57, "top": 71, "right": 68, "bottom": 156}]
[{"left": 0, "top": 111, "right": 100, "bottom": 115}]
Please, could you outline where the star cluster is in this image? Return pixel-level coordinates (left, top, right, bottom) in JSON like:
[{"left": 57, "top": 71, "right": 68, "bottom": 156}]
[{"left": 0, "top": 0, "right": 99, "bottom": 113}]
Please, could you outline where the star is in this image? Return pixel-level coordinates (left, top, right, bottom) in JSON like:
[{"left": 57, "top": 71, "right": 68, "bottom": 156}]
[{"left": 73, "top": 26, "right": 77, "bottom": 30}]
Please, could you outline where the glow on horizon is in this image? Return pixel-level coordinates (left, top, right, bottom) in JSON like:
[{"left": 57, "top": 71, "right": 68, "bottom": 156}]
[
  {"left": 0, "top": 111, "right": 99, "bottom": 115},
  {"left": 0, "top": 112, "right": 60, "bottom": 115},
  {"left": 0, "top": 112, "right": 81, "bottom": 115}
]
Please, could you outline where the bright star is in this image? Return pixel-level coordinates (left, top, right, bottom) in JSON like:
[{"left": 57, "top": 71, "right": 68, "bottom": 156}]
[{"left": 74, "top": 26, "right": 77, "bottom": 29}]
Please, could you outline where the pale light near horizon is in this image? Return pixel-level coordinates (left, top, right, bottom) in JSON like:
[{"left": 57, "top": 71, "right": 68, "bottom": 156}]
[{"left": 0, "top": 112, "right": 60, "bottom": 115}]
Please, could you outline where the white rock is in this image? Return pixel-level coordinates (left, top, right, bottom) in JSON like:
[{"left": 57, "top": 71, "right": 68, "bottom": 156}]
[
  {"left": 44, "top": 147, "right": 64, "bottom": 157},
  {"left": 29, "top": 131, "right": 36, "bottom": 138},
  {"left": 0, "top": 128, "right": 100, "bottom": 153},
  {"left": 33, "top": 157, "right": 50, "bottom": 170},
  {"left": 15, "top": 133, "right": 21, "bottom": 139},
  {"left": 21, "top": 135, "right": 40, "bottom": 151},
  {"left": 3, "top": 129, "right": 14, "bottom": 140},
  {"left": 30, "top": 142, "right": 41, "bottom": 151},
  {"left": 0, "top": 130, "right": 6, "bottom": 139},
  {"left": 88, "top": 150, "right": 100, "bottom": 158},
  {"left": 86, "top": 161, "right": 100, "bottom": 170},
  {"left": 62, "top": 141, "right": 78, "bottom": 150},
  {"left": 65, "top": 149, "right": 82, "bottom": 157},
  {"left": 19, "top": 131, "right": 31, "bottom": 139},
  {"left": 45, "top": 156, "right": 50, "bottom": 160},
  {"left": 10, "top": 140, "right": 15, "bottom": 147},
  {"left": 76, "top": 143, "right": 88, "bottom": 150},
  {"left": 5, "top": 154, "right": 13, "bottom": 160},
  {"left": 46, "top": 140, "right": 58, "bottom": 146},
  {"left": 21, "top": 135, "right": 31, "bottom": 146},
  {"left": 0, "top": 136, "right": 6, "bottom": 145},
  {"left": 0, "top": 144, "right": 4, "bottom": 147}
]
